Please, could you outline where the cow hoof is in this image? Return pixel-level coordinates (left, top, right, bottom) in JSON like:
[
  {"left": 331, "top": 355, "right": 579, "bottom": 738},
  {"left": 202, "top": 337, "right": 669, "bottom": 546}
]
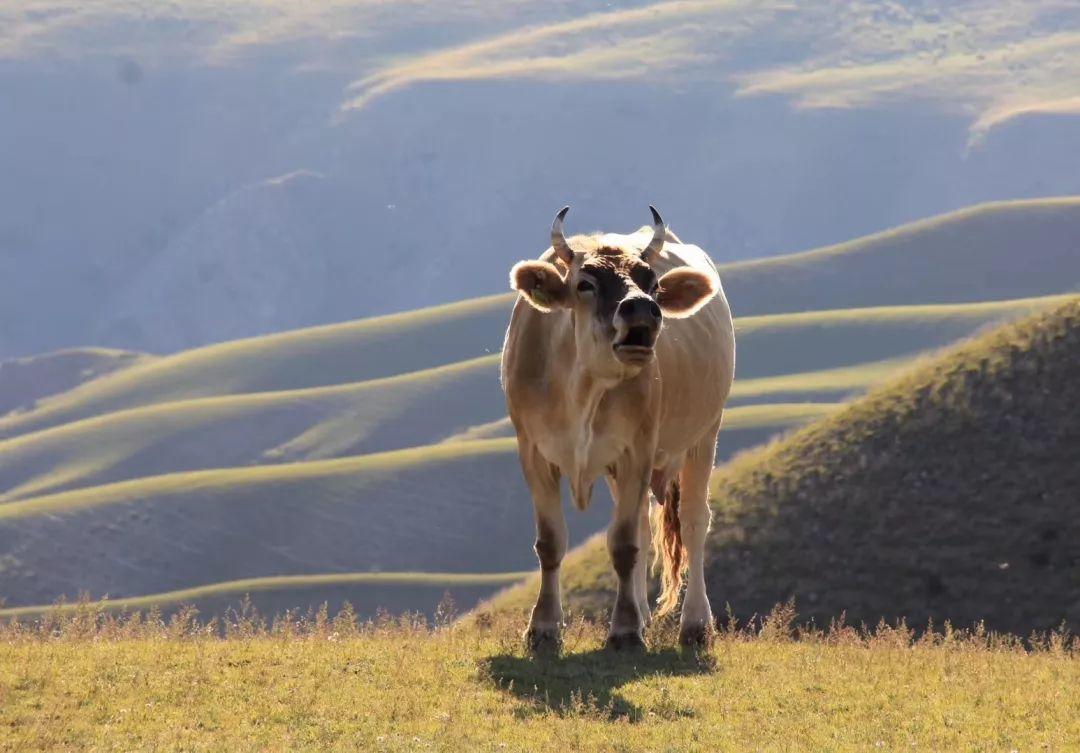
[
  {"left": 678, "top": 622, "right": 713, "bottom": 649},
  {"left": 525, "top": 627, "right": 562, "bottom": 654},
  {"left": 605, "top": 631, "right": 646, "bottom": 652}
]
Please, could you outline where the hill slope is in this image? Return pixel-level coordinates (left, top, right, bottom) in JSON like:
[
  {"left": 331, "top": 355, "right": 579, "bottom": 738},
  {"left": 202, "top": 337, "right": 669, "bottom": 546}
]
[
  {"left": 0, "top": 439, "right": 624, "bottom": 609},
  {"left": 0, "top": 296, "right": 1063, "bottom": 503},
  {"left": 0, "top": 294, "right": 512, "bottom": 442},
  {"left": 4, "top": 195, "right": 1079, "bottom": 441},
  {"left": 721, "top": 197, "right": 1080, "bottom": 316},
  {"left": 484, "top": 297, "right": 1080, "bottom": 636},
  {"left": 0, "top": 348, "right": 146, "bottom": 418}
]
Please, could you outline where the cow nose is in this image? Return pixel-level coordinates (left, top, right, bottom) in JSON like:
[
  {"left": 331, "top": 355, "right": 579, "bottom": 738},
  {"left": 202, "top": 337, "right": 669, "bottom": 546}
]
[{"left": 617, "top": 296, "right": 662, "bottom": 324}]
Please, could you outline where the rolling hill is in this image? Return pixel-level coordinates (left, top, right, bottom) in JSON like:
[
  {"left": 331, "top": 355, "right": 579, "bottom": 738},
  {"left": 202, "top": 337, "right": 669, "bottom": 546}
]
[
  {"left": 4, "top": 196, "right": 1079, "bottom": 443},
  {"left": 720, "top": 197, "right": 1080, "bottom": 316},
  {"left": 0, "top": 297, "right": 1062, "bottom": 504},
  {"left": 482, "top": 297, "right": 1080, "bottom": 636},
  {"left": 0, "top": 348, "right": 147, "bottom": 418},
  {"left": 1, "top": 199, "right": 1078, "bottom": 619},
  {"left": 0, "top": 438, "right": 622, "bottom": 611}
]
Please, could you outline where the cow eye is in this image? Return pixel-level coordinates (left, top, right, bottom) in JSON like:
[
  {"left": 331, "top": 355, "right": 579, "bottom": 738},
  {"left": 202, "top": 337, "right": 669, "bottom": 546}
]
[{"left": 576, "top": 280, "right": 595, "bottom": 294}]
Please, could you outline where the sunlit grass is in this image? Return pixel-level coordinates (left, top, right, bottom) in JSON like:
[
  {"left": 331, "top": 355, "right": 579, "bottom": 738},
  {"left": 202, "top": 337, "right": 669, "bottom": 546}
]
[{"left": 0, "top": 605, "right": 1075, "bottom": 752}]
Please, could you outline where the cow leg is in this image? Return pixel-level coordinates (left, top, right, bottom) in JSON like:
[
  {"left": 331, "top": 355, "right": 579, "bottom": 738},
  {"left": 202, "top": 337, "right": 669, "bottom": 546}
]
[
  {"left": 605, "top": 460, "right": 650, "bottom": 651},
  {"left": 606, "top": 475, "right": 652, "bottom": 627},
  {"left": 678, "top": 423, "right": 721, "bottom": 646},
  {"left": 520, "top": 446, "right": 567, "bottom": 652},
  {"left": 634, "top": 498, "right": 652, "bottom": 626}
]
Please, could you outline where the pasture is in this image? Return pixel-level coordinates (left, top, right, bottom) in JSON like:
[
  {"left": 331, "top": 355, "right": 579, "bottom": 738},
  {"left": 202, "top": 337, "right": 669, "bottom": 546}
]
[{"left": 1, "top": 606, "right": 1076, "bottom": 752}]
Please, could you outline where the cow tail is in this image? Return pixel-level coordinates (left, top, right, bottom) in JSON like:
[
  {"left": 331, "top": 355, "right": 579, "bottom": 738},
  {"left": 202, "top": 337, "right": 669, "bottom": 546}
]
[{"left": 652, "top": 479, "right": 685, "bottom": 616}]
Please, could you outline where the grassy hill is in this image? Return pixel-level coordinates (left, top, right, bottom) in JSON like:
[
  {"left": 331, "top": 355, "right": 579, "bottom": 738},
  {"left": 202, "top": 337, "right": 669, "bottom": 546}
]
[
  {"left": 0, "top": 297, "right": 1063, "bottom": 503},
  {"left": 3, "top": 195, "right": 1078, "bottom": 443},
  {"left": 0, "top": 294, "right": 513, "bottom": 442},
  {"left": 0, "top": 198, "right": 1077, "bottom": 619},
  {"left": 0, "top": 355, "right": 503, "bottom": 502},
  {"left": 721, "top": 197, "right": 1080, "bottom": 316},
  {"left": 0, "top": 348, "right": 147, "bottom": 418},
  {"left": 484, "top": 297, "right": 1080, "bottom": 637},
  {"left": 1, "top": 613, "right": 1076, "bottom": 752}
]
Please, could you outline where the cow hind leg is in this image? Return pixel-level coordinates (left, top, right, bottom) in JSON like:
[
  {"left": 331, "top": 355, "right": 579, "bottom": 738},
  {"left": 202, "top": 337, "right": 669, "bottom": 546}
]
[
  {"left": 677, "top": 423, "right": 721, "bottom": 647},
  {"left": 520, "top": 447, "right": 567, "bottom": 653}
]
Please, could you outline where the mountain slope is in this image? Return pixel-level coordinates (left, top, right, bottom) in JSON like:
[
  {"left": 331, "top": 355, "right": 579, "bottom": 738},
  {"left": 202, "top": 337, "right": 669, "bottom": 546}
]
[{"left": 483, "top": 297, "right": 1080, "bottom": 636}]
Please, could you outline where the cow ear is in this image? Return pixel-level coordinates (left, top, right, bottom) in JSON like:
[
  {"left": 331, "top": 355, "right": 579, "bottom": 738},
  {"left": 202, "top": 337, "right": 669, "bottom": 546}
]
[
  {"left": 510, "top": 260, "right": 570, "bottom": 312},
  {"left": 655, "top": 268, "right": 718, "bottom": 318}
]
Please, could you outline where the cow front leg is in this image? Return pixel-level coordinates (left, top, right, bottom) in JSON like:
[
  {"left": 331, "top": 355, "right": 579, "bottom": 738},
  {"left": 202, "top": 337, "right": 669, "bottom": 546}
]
[
  {"left": 605, "top": 464, "right": 650, "bottom": 651},
  {"left": 520, "top": 448, "right": 567, "bottom": 653},
  {"left": 634, "top": 498, "right": 652, "bottom": 626}
]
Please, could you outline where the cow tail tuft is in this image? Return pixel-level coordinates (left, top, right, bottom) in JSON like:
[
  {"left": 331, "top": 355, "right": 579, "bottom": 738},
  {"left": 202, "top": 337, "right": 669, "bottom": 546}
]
[{"left": 651, "top": 479, "right": 685, "bottom": 616}]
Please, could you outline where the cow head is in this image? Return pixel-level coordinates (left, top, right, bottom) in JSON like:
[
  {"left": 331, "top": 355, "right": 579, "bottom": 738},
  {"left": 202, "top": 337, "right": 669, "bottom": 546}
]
[{"left": 510, "top": 206, "right": 718, "bottom": 377}]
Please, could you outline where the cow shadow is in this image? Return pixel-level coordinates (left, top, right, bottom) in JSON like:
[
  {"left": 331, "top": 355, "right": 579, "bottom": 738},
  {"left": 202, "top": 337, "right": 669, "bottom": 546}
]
[{"left": 481, "top": 646, "right": 715, "bottom": 721}]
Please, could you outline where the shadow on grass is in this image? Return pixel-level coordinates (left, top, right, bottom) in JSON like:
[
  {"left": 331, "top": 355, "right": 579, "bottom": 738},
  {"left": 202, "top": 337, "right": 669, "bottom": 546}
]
[{"left": 481, "top": 648, "right": 715, "bottom": 721}]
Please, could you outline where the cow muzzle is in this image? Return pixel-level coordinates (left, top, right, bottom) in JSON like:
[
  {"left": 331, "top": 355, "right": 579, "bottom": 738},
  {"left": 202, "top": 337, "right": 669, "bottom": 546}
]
[{"left": 613, "top": 297, "right": 661, "bottom": 364}]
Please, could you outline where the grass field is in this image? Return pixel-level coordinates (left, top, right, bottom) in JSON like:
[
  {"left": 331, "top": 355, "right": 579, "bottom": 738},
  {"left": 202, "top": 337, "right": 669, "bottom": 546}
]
[{"left": 0, "top": 608, "right": 1076, "bottom": 752}]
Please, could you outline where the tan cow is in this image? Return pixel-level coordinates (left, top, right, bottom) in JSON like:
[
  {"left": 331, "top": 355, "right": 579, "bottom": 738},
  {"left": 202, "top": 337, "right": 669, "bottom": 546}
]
[{"left": 501, "top": 206, "right": 735, "bottom": 650}]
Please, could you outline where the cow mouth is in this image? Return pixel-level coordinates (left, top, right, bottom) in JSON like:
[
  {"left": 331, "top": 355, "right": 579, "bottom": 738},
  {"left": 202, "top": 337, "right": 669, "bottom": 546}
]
[{"left": 614, "top": 326, "right": 656, "bottom": 360}]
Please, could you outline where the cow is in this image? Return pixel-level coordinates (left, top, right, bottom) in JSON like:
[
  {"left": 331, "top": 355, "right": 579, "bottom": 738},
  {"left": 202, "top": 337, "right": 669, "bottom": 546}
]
[{"left": 501, "top": 206, "right": 735, "bottom": 650}]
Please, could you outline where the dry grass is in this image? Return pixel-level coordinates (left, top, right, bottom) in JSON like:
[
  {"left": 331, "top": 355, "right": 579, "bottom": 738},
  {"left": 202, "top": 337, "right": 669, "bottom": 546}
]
[{"left": 0, "top": 602, "right": 1076, "bottom": 752}]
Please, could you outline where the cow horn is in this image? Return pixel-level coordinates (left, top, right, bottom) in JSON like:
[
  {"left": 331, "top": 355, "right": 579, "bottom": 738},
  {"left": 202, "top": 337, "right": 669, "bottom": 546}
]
[
  {"left": 642, "top": 205, "right": 666, "bottom": 262},
  {"left": 550, "top": 205, "right": 574, "bottom": 265}
]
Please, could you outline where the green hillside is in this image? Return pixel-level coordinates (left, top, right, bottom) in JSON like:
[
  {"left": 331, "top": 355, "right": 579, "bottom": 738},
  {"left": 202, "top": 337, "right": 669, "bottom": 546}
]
[
  {"left": 3, "top": 196, "right": 1078, "bottom": 443},
  {"left": 483, "top": 297, "right": 1080, "bottom": 637},
  {"left": 0, "top": 355, "right": 502, "bottom": 502},
  {"left": 0, "top": 294, "right": 513, "bottom": 441},
  {"left": 0, "top": 438, "right": 620, "bottom": 611},
  {"left": 0, "top": 297, "right": 1062, "bottom": 503},
  {"left": 722, "top": 197, "right": 1080, "bottom": 316},
  {"left": 1, "top": 198, "right": 1078, "bottom": 620},
  {"left": 0, "top": 348, "right": 147, "bottom": 418}
]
